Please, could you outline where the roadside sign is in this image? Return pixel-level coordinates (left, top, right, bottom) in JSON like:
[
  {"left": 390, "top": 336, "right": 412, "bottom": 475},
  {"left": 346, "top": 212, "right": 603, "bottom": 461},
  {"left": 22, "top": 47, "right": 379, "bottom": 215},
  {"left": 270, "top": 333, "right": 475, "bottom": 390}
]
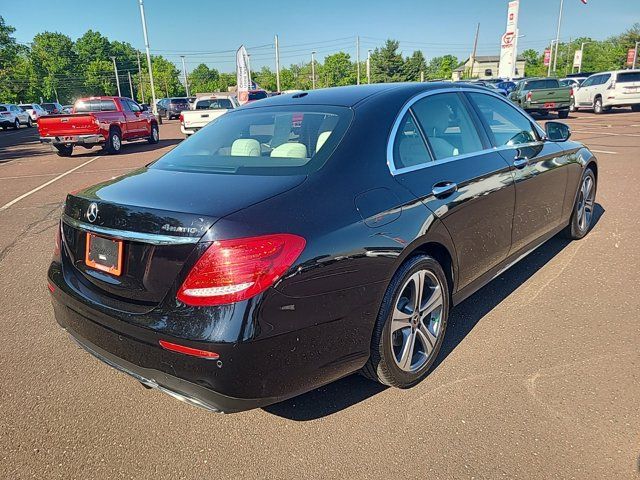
[
  {"left": 236, "top": 45, "right": 251, "bottom": 104},
  {"left": 498, "top": 0, "right": 520, "bottom": 79},
  {"left": 544, "top": 49, "right": 551, "bottom": 67},
  {"left": 627, "top": 48, "right": 636, "bottom": 66},
  {"left": 573, "top": 49, "right": 582, "bottom": 69}
]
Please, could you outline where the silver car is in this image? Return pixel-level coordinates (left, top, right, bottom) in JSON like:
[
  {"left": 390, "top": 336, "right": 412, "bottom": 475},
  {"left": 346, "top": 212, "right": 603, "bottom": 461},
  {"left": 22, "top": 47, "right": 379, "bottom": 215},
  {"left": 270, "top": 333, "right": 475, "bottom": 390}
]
[{"left": 0, "top": 104, "right": 32, "bottom": 130}]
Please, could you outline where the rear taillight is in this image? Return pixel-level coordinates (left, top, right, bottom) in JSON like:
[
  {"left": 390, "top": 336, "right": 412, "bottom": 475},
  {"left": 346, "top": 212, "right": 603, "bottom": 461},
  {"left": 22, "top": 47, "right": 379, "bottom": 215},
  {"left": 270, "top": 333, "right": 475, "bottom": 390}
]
[
  {"left": 570, "top": 87, "right": 574, "bottom": 97},
  {"left": 177, "top": 234, "right": 306, "bottom": 307},
  {"left": 526, "top": 91, "right": 532, "bottom": 101},
  {"left": 179, "top": 113, "right": 184, "bottom": 124}
]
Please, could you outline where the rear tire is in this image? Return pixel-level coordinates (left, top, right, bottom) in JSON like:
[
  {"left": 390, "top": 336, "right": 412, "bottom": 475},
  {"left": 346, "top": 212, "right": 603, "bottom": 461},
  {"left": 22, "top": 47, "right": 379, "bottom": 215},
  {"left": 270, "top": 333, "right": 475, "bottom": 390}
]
[
  {"left": 106, "top": 128, "right": 122, "bottom": 154},
  {"left": 557, "top": 109, "right": 569, "bottom": 119},
  {"left": 147, "top": 123, "right": 159, "bottom": 144},
  {"left": 362, "top": 255, "right": 449, "bottom": 388},
  {"left": 165, "top": 110, "right": 171, "bottom": 121},
  {"left": 55, "top": 145, "right": 73, "bottom": 157},
  {"left": 562, "top": 168, "right": 597, "bottom": 240},
  {"left": 593, "top": 97, "right": 604, "bottom": 114},
  {"left": 13, "top": 118, "right": 20, "bottom": 129},
  {"left": 27, "top": 117, "right": 33, "bottom": 128}
]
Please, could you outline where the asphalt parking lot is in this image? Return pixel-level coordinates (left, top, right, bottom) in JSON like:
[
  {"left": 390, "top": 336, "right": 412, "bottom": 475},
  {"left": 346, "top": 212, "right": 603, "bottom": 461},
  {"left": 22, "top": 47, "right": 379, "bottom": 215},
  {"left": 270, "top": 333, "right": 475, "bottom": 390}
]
[{"left": 0, "top": 113, "right": 639, "bottom": 479}]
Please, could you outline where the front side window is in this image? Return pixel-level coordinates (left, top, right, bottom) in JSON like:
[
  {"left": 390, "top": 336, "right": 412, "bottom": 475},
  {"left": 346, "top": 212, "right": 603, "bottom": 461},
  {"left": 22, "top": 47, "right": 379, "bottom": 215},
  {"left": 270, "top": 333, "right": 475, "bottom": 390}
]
[
  {"left": 151, "top": 105, "right": 351, "bottom": 176},
  {"left": 411, "top": 92, "right": 484, "bottom": 160},
  {"left": 393, "top": 112, "right": 432, "bottom": 170},
  {"left": 468, "top": 92, "right": 537, "bottom": 147},
  {"left": 581, "top": 76, "right": 595, "bottom": 87}
]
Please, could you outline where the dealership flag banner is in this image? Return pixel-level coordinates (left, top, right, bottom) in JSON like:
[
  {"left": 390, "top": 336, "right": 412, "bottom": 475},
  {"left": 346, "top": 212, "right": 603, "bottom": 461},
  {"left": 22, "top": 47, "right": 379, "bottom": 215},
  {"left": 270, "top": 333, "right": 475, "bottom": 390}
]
[
  {"left": 543, "top": 49, "right": 552, "bottom": 67},
  {"left": 236, "top": 45, "right": 251, "bottom": 104},
  {"left": 627, "top": 48, "right": 636, "bottom": 66},
  {"left": 498, "top": 0, "right": 520, "bottom": 79},
  {"left": 573, "top": 49, "right": 582, "bottom": 69}
]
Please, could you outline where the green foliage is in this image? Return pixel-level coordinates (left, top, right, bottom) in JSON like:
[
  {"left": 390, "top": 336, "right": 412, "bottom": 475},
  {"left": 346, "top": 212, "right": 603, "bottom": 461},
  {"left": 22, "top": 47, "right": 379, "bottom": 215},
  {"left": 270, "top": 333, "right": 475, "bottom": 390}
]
[
  {"left": 403, "top": 50, "right": 427, "bottom": 82},
  {"left": 29, "top": 32, "right": 78, "bottom": 102},
  {"left": 189, "top": 63, "right": 221, "bottom": 93},
  {"left": 424, "top": 55, "right": 459, "bottom": 80},
  {"left": 370, "top": 39, "right": 405, "bottom": 83},
  {"left": 321, "top": 52, "right": 356, "bottom": 87}
]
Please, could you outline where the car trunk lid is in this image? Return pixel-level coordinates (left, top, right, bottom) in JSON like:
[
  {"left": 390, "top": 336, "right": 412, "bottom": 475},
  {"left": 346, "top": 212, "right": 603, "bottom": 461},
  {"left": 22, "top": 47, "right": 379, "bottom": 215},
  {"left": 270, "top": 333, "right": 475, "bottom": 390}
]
[{"left": 61, "top": 167, "right": 305, "bottom": 308}]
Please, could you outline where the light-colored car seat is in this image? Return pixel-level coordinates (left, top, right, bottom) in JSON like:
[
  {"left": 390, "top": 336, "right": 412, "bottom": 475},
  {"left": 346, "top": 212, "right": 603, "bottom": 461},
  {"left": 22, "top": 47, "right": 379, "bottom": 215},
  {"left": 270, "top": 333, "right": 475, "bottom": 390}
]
[
  {"left": 231, "top": 139, "right": 261, "bottom": 156},
  {"left": 271, "top": 142, "right": 307, "bottom": 159}
]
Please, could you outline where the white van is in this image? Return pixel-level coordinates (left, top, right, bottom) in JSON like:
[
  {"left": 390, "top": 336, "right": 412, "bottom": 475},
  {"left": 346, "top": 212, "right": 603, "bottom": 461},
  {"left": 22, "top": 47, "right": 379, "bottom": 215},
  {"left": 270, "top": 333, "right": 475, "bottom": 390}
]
[{"left": 572, "top": 70, "right": 640, "bottom": 114}]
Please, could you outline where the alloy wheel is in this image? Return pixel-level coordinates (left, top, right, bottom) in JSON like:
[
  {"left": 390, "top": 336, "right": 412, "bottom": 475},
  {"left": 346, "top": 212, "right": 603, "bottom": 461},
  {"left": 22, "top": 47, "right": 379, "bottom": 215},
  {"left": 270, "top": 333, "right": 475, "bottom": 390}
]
[
  {"left": 113, "top": 134, "right": 121, "bottom": 151},
  {"left": 390, "top": 269, "right": 444, "bottom": 372},
  {"left": 576, "top": 174, "right": 595, "bottom": 232}
]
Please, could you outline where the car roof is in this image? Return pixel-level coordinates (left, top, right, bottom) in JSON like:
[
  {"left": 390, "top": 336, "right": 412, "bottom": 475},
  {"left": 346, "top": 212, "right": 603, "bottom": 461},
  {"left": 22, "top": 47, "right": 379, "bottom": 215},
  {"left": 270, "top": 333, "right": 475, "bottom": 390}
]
[{"left": 238, "top": 82, "right": 491, "bottom": 109}]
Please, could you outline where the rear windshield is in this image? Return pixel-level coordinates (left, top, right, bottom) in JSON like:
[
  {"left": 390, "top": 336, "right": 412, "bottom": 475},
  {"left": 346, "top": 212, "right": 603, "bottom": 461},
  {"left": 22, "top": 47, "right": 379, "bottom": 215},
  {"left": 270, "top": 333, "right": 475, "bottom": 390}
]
[
  {"left": 151, "top": 105, "right": 352, "bottom": 176},
  {"left": 248, "top": 91, "right": 268, "bottom": 101},
  {"left": 170, "top": 98, "right": 190, "bottom": 105},
  {"left": 617, "top": 72, "right": 640, "bottom": 83},
  {"left": 19, "top": 104, "right": 33, "bottom": 109},
  {"left": 195, "top": 98, "right": 233, "bottom": 110},
  {"left": 525, "top": 79, "right": 559, "bottom": 89},
  {"left": 75, "top": 99, "right": 117, "bottom": 112},
  {"left": 42, "top": 103, "right": 56, "bottom": 110}
]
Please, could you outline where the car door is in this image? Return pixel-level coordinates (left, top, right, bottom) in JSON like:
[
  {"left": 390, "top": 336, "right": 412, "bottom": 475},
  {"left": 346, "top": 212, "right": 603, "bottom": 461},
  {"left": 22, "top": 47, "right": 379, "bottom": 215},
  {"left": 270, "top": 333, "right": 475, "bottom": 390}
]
[
  {"left": 391, "top": 91, "right": 516, "bottom": 290},
  {"left": 119, "top": 99, "right": 140, "bottom": 138},
  {"left": 125, "top": 99, "right": 148, "bottom": 136},
  {"left": 466, "top": 91, "right": 568, "bottom": 254},
  {"left": 575, "top": 75, "right": 598, "bottom": 107}
]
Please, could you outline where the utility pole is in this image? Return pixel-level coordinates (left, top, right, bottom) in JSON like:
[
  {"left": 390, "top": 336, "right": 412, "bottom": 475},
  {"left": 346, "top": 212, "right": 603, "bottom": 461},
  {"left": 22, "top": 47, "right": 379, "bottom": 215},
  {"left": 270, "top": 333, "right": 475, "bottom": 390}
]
[
  {"left": 311, "top": 51, "right": 316, "bottom": 89},
  {"left": 578, "top": 41, "right": 590, "bottom": 73},
  {"left": 136, "top": 50, "right": 145, "bottom": 102},
  {"left": 180, "top": 55, "right": 190, "bottom": 97},
  {"left": 547, "top": 40, "right": 557, "bottom": 77},
  {"left": 356, "top": 36, "right": 361, "bottom": 85},
  {"left": 634, "top": 41, "right": 639, "bottom": 69},
  {"left": 111, "top": 56, "right": 122, "bottom": 96},
  {"left": 470, "top": 22, "right": 480, "bottom": 78},
  {"left": 552, "top": 0, "right": 564, "bottom": 75},
  {"left": 138, "top": 0, "right": 158, "bottom": 116},
  {"left": 366, "top": 49, "right": 372, "bottom": 84},
  {"left": 274, "top": 34, "right": 281, "bottom": 92},
  {"left": 128, "top": 71, "right": 134, "bottom": 99},
  {"left": 564, "top": 37, "right": 571, "bottom": 76}
]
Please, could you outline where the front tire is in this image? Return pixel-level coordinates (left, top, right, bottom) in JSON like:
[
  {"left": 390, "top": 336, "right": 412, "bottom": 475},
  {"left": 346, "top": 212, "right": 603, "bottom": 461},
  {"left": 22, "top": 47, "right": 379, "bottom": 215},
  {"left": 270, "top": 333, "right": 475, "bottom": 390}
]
[
  {"left": 363, "top": 255, "right": 449, "bottom": 388},
  {"left": 106, "top": 128, "right": 122, "bottom": 154},
  {"left": 563, "top": 168, "right": 597, "bottom": 240},
  {"left": 593, "top": 97, "right": 604, "bottom": 114},
  {"left": 147, "top": 123, "right": 159, "bottom": 144}
]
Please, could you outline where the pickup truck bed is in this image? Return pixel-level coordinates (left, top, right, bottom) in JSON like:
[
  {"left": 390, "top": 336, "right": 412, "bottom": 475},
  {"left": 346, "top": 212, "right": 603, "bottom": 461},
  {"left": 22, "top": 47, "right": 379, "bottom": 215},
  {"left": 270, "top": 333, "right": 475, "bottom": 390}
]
[{"left": 38, "top": 96, "right": 158, "bottom": 157}]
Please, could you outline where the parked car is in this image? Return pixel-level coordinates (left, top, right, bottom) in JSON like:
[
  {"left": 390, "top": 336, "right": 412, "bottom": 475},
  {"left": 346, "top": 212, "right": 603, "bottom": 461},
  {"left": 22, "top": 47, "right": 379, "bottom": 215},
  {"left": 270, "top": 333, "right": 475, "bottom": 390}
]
[
  {"left": 495, "top": 81, "right": 517, "bottom": 93},
  {"left": 509, "top": 78, "right": 572, "bottom": 118},
  {"left": 572, "top": 70, "right": 640, "bottom": 114},
  {"left": 180, "top": 95, "right": 239, "bottom": 137},
  {"left": 18, "top": 103, "right": 47, "bottom": 122},
  {"left": 38, "top": 96, "right": 159, "bottom": 157},
  {"left": 472, "top": 81, "right": 508, "bottom": 97},
  {"left": 157, "top": 97, "right": 190, "bottom": 120},
  {"left": 0, "top": 103, "right": 32, "bottom": 129},
  {"left": 246, "top": 89, "right": 268, "bottom": 103},
  {"left": 560, "top": 77, "right": 586, "bottom": 89},
  {"left": 47, "top": 83, "right": 598, "bottom": 413},
  {"left": 61, "top": 105, "right": 74, "bottom": 114},
  {"left": 41, "top": 102, "right": 64, "bottom": 115}
]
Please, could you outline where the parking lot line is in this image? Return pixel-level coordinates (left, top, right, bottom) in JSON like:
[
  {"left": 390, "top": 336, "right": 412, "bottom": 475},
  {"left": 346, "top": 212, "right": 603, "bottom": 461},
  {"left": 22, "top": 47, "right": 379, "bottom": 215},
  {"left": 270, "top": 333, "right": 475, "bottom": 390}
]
[{"left": 0, "top": 155, "right": 102, "bottom": 212}]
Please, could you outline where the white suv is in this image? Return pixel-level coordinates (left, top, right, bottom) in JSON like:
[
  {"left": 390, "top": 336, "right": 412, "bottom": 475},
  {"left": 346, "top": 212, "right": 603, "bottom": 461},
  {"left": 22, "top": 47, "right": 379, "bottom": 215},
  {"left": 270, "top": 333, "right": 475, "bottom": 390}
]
[
  {"left": 572, "top": 70, "right": 640, "bottom": 114},
  {"left": 0, "top": 104, "right": 32, "bottom": 129},
  {"left": 18, "top": 103, "right": 48, "bottom": 122}
]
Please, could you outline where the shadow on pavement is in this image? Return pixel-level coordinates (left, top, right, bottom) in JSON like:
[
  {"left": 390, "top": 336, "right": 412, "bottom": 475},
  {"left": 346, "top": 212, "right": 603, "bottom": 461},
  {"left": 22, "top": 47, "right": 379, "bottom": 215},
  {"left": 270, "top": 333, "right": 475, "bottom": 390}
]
[{"left": 264, "top": 204, "right": 605, "bottom": 421}]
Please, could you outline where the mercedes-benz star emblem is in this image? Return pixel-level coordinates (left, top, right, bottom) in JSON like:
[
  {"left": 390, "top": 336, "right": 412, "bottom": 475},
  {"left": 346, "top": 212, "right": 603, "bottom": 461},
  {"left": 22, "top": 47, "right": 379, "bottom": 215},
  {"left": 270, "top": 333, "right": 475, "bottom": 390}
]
[{"left": 86, "top": 203, "right": 99, "bottom": 223}]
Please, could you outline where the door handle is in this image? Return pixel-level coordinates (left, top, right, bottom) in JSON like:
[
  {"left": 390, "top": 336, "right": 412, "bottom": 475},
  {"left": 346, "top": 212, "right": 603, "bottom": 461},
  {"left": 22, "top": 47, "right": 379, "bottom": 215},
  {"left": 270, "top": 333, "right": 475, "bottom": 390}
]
[
  {"left": 513, "top": 158, "right": 528, "bottom": 169},
  {"left": 432, "top": 182, "right": 457, "bottom": 198}
]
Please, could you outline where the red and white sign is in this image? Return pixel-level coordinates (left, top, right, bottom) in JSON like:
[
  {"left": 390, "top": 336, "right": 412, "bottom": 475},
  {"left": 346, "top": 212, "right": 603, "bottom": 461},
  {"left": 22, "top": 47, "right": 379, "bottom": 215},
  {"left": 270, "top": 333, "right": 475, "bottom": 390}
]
[
  {"left": 627, "top": 48, "right": 637, "bottom": 66},
  {"left": 543, "top": 49, "right": 552, "bottom": 67},
  {"left": 236, "top": 45, "right": 251, "bottom": 104},
  {"left": 498, "top": 0, "right": 520, "bottom": 79},
  {"left": 572, "top": 49, "right": 582, "bottom": 69}
]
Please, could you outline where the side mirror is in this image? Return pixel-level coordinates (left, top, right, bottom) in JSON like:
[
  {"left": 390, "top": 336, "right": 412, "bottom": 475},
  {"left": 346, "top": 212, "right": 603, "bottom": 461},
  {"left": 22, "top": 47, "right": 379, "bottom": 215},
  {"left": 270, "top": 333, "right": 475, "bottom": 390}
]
[
  {"left": 545, "top": 121, "right": 571, "bottom": 142},
  {"left": 140, "top": 104, "right": 148, "bottom": 112}
]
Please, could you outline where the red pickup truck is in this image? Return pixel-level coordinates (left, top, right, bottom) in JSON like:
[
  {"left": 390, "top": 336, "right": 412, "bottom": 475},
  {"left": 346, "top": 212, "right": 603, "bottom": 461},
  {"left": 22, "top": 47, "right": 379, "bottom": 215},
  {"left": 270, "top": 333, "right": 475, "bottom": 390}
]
[{"left": 38, "top": 96, "right": 159, "bottom": 157}]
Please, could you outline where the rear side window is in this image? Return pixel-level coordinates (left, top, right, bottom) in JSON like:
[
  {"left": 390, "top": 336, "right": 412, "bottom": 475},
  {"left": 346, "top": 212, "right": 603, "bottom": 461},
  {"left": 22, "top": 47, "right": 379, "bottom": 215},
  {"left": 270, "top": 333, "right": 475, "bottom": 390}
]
[
  {"left": 468, "top": 92, "right": 538, "bottom": 147},
  {"left": 151, "top": 105, "right": 352, "bottom": 175},
  {"left": 411, "top": 92, "right": 484, "bottom": 160},
  {"left": 75, "top": 100, "right": 117, "bottom": 112},
  {"left": 598, "top": 74, "right": 611, "bottom": 85},
  {"left": 248, "top": 91, "right": 268, "bottom": 101},
  {"left": 0, "top": 106, "right": 6, "bottom": 112},
  {"left": 393, "top": 112, "right": 432, "bottom": 169},
  {"left": 616, "top": 72, "right": 640, "bottom": 83},
  {"left": 170, "top": 99, "right": 189, "bottom": 105}
]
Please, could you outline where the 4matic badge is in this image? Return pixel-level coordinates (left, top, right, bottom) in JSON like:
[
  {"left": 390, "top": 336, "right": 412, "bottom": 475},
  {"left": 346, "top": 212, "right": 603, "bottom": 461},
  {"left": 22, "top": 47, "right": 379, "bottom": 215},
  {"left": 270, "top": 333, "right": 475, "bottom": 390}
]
[{"left": 161, "top": 224, "right": 198, "bottom": 235}]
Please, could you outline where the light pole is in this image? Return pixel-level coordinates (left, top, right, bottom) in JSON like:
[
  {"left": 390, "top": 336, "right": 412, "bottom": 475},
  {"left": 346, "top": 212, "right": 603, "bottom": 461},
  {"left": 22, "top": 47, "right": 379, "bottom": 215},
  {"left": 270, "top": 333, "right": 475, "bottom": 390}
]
[
  {"left": 311, "top": 51, "right": 316, "bottom": 89},
  {"left": 633, "top": 41, "right": 639, "bottom": 69},
  {"left": 552, "top": 0, "right": 564, "bottom": 74},
  {"left": 180, "top": 55, "right": 190, "bottom": 97},
  {"left": 547, "top": 40, "right": 558, "bottom": 77},
  {"left": 356, "top": 36, "right": 360, "bottom": 85},
  {"left": 111, "top": 56, "right": 122, "bottom": 96},
  {"left": 366, "top": 49, "right": 372, "bottom": 84},
  {"left": 138, "top": 0, "right": 158, "bottom": 116},
  {"left": 274, "top": 34, "right": 281, "bottom": 92},
  {"left": 578, "top": 41, "right": 591, "bottom": 73}
]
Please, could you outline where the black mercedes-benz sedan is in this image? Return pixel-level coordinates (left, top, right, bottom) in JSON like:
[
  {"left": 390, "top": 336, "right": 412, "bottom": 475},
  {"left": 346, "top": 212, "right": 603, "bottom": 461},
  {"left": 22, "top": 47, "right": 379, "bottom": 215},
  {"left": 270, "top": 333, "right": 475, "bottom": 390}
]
[{"left": 48, "top": 83, "right": 597, "bottom": 413}]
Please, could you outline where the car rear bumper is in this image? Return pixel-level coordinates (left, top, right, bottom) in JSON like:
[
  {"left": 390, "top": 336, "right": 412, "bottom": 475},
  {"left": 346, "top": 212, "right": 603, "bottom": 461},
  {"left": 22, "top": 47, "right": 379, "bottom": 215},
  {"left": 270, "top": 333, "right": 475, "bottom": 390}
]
[
  {"left": 40, "top": 134, "right": 105, "bottom": 145},
  {"left": 603, "top": 96, "right": 640, "bottom": 107},
  {"left": 180, "top": 125, "right": 198, "bottom": 135}
]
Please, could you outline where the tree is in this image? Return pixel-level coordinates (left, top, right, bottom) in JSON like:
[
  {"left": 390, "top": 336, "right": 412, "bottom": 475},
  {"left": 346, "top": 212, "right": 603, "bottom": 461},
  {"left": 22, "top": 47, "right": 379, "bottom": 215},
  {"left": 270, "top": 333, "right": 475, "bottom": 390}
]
[
  {"left": 84, "top": 59, "right": 117, "bottom": 95},
  {"left": 189, "top": 63, "right": 220, "bottom": 93},
  {"left": 522, "top": 48, "right": 545, "bottom": 77},
  {"left": 403, "top": 50, "right": 427, "bottom": 82},
  {"left": 322, "top": 52, "right": 355, "bottom": 87},
  {"left": 29, "top": 32, "right": 78, "bottom": 102},
  {"left": 370, "top": 40, "right": 405, "bottom": 83},
  {"left": 425, "top": 55, "right": 458, "bottom": 80},
  {"left": 253, "top": 66, "right": 277, "bottom": 92},
  {"left": 74, "top": 30, "right": 111, "bottom": 65}
]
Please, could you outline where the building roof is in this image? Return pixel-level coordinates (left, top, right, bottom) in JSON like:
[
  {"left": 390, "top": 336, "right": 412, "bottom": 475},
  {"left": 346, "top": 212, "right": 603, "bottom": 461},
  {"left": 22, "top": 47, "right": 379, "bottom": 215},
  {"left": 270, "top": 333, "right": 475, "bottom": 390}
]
[{"left": 453, "top": 55, "right": 526, "bottom": 72}]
